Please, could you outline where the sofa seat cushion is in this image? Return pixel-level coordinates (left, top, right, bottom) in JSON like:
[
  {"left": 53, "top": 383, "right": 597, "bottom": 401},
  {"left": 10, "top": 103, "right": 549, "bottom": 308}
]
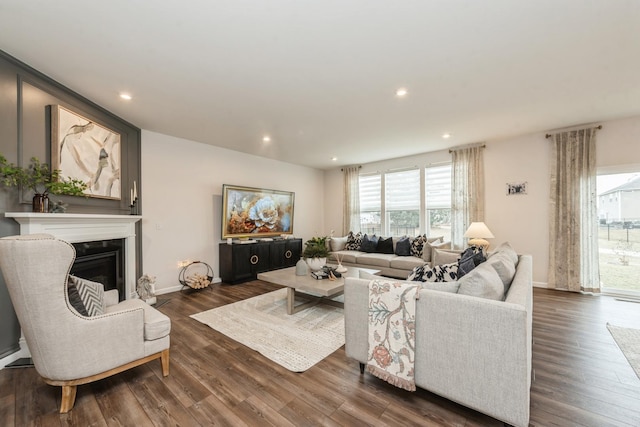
[
  {"left": 390, "top": 256, "right": 425, "bottom": 270},
  {"left": 106, "top": 299, "right": 171, "bottom": 341},
  {"left": 331, "top": 250, "right": 362, "bottom": 264},
  {"left": 355, "top": 253, "right": 396, "bottom": 267},
  {"left": 456, "top": 262, "right": 505, "bottom": 301}
]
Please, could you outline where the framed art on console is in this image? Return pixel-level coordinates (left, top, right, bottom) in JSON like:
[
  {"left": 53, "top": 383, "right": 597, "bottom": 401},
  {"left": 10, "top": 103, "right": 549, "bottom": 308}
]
[
  {"left": 51, "top": 105, "right": 121, "bottom": 200},
  {"left": 222, "top": 184, "right": 295, "bottom": 239}
]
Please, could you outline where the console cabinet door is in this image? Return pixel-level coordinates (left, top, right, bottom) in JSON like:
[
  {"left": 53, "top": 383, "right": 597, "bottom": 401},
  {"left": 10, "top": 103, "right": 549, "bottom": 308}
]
[{"left": 219, "top": 239, "right": 302, "bottom": 284}]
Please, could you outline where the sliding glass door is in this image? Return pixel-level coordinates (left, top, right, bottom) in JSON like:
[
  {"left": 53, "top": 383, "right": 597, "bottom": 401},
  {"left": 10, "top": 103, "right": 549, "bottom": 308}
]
[{"left": 597, "top": 172, "right": 640, "bottom": 297}]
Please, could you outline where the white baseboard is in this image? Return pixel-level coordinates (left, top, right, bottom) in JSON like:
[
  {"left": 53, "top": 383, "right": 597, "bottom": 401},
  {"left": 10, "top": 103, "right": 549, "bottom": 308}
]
[
  {"left": 533, "top": 281, "right": 551, "bottom": 288},
  {"left": 0, "top": 345, "right": 30, "bottom": 369}
]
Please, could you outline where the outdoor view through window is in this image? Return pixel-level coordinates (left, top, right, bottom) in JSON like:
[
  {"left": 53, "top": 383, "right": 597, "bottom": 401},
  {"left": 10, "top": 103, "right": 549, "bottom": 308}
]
[{"left": 597, "top": 172, "right": 640, "bottom": 295}]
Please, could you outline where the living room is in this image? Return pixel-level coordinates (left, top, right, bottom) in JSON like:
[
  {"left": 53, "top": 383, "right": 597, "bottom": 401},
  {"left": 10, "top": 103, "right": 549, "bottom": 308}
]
[{"left": 2, "top": 2, "right": 640, "bottom": 426}]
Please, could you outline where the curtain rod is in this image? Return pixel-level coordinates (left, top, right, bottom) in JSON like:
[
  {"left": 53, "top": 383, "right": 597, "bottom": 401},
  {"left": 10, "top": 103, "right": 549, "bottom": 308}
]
[
  {"left": 449, "top": 144, "right": 486, "bottom": 153},
  {"left": 545, "top": 125, "right": 602, "bottom": 139},
  {"left": 340, "top": 165, "right": 362, "bottom": 171}
]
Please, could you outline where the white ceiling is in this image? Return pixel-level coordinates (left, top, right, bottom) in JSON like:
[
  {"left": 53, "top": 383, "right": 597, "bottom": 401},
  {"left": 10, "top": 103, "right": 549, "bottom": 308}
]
[{"left": 1, "top": 1, "right": 639, "bottom": 170}]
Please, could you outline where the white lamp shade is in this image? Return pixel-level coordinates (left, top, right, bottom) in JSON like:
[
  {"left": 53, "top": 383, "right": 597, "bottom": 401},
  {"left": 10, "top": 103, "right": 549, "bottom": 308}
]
[{"left": 463, "top": 222, "right": 495, "bottom": 239}]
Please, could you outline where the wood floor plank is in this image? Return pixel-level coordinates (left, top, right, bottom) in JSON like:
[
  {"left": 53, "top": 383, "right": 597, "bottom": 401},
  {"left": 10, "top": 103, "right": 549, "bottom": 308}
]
[{"left": 3, "top": 284, "right": 640, "bottom": 426}]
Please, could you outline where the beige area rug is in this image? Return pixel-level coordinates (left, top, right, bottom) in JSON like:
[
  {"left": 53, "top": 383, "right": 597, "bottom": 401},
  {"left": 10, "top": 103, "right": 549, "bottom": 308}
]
[
  {"left": 607, "top": 323, "right": 640, "bottom": 380},
  {"left": 190, "top": 288, "right": 344, "bottom": 372}
]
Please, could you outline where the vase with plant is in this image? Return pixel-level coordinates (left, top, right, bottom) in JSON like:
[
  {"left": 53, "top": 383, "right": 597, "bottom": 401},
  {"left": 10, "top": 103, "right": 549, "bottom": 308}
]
[
  {"left": 0, "top": 155, "right": 87, "bottom": 212},
  {"left": 302, "top": 236, "right": 329, "bottom": 271}
]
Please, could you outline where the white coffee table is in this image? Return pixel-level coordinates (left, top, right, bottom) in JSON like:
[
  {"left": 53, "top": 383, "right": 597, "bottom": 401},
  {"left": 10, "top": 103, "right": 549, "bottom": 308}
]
[{"left": 257, "top": 265, "right": 380, "bottom": 314}]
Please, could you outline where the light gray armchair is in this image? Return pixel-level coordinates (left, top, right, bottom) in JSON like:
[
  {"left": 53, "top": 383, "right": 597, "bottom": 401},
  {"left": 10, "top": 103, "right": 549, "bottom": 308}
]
[{"left": 0, "top": 234, "right": 171, "bottom": 413}]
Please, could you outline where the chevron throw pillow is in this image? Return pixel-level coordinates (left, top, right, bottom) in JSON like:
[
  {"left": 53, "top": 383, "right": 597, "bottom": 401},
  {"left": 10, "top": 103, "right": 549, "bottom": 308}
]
[{"left": 69, "top": 275, "right": 105, "bottom": 316}]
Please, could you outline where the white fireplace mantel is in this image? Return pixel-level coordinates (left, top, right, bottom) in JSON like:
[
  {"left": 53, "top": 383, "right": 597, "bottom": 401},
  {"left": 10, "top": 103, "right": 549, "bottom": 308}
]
[{"left": 5, "top": 212, "right": 142, "bottom": 299}]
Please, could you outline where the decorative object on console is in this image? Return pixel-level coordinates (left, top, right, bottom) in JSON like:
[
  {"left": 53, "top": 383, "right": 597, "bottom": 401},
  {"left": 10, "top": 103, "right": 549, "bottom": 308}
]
[
  {"left": 136, "top": 274, "right": 157, "bottom": 305},
  {"left": 221, "top": 184, "right": 294, "bottom": 239},
  {"left": 51, "top": 105, "right": 121, "bottom": 200},
  {"left": 463, "top": 222, "right": 494, "bottom": 250},
  {"left": 179, "top": 261, "right": 214, "bottom": 290}
]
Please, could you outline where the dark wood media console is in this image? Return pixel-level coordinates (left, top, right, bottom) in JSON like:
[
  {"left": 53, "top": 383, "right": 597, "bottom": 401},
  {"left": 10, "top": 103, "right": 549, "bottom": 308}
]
[{"left": 219, "top": 238, "right": 302, "bottom": 284}]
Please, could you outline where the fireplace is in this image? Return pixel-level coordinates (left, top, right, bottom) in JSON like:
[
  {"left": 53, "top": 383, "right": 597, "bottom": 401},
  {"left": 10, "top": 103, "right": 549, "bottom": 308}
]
[
  {"left": 71, "top": 239, "right": 125, "bottom": 301},
  {"left": 5, "top": 213, "right": 141, "bottom": 299}
]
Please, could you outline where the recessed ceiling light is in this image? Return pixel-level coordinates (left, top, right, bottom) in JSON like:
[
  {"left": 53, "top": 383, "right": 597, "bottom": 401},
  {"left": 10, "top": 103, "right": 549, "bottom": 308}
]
[
  {"left": 331, "top": 156, "right": 338, "bottom": 161},
  {"left": 262, "top": 136, "right": 271, "bottom": 143},
  {"left": 442, "top": 133, "right": 451, "bottom": 139},
  {"left": 396, "top": 88, "right": 408, "bottom": 97},
  {"left": 119, "top": 93, "right": 132, "bottom": 100}
]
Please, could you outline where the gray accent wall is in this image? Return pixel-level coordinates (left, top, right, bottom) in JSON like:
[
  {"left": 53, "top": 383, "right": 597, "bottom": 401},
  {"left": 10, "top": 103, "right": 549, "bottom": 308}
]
[{"left": 0, "top": 50, "right": 142, "bottom": 359}]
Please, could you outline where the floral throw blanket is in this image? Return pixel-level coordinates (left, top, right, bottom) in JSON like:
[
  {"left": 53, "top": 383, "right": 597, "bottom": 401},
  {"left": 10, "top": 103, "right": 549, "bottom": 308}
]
[{"left": 367, "top": 278, "right": 419, "bottom": 392}]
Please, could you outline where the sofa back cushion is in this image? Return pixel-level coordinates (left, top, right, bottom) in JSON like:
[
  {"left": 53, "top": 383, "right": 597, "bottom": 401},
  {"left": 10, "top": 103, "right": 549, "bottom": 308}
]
[{"left": 456, "top": 262, "right": 505, "bottom": 301}]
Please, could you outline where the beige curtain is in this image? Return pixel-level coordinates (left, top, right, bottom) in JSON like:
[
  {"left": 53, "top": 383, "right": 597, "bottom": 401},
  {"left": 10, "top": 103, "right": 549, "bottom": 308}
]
[
  {"left": 342, "top": 166, "right": 360, "bottom": 235},
  {"left": 451, "top": 146, "right": 485, "bottom": 249},
  {"left": 548, "top": 128, "right": 600, "bottom": 293}
]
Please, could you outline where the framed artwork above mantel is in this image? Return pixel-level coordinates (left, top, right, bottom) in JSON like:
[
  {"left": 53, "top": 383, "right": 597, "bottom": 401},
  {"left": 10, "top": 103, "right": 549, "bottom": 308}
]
[{"left": 51, "top": 105, "right": 122, "bottom": 200}]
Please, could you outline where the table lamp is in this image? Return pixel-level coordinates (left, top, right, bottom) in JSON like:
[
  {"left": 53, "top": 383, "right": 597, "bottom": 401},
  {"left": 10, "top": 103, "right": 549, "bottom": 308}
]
[{"left": 463, "top": 222, "right": 494, "bottom": 250}]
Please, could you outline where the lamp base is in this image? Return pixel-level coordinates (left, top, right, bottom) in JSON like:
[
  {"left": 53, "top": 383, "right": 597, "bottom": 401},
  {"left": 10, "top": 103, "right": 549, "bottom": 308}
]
[{"left": 468, "top": 238, "right": 490, "bottom": 250}]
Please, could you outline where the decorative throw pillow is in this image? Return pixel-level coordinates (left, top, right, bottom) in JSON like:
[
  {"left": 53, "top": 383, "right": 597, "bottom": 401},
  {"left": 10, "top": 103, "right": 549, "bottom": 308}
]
[
  {"left": 408, "top": 262, "right": 458, "bottom": 282},
  {"left": 345, "top": 231, "right": 363, "bottom": 251},
  {"left": 330, "top": 236, "right": 348, "bottom": 252},
  {"left": 360, "top": 234, "right": 379, "bottom": 253},
  {"left": 421, "top": 237, "right": 444, "bottom": 262},
  {"left": 394, "top": 236, "right": 412, "bottom": 256},
  {"left": 68, "top": 275, "right": 105, "bottom": 316},
  {"left": 376, "top": 236, "right": 394, "bottom": 254},
  {"left": 423, "top": 262, "right": 459, "bottom": 282},
  {"left": 67, "top": 280, "right": 89, "bottom": 316},
  {"left": 407, "top": 263, "right": 429, "bottom": 282},
  {"left": 457, "top": 246, "right": 486, "bottom": 278},
  {"left": 410, "top": 235, "right": 427, "bottom": 258}
]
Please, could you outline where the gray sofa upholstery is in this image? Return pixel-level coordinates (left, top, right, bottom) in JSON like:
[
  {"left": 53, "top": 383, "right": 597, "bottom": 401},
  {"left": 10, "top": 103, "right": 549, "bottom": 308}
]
[
  {"left": 344, "top": 253, "right": 533, "bottom": 427},
  {"left": 328, "top": 236, "right": 451, "bottom": 279}
]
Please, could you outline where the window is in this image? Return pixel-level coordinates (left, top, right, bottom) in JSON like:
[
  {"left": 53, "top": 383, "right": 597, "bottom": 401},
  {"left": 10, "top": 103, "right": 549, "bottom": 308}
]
[
  {"left": 386, "top": 169, "right": 420, "bottom": 236},
  {"left": 359, "top": 174, "right": 381, "bottom": 235},
  {"left": 425, "top": 165, "right": 452, "bottom": 242},
  {"left": 357, "top": 164, "right": 451, "bottom": 238}
]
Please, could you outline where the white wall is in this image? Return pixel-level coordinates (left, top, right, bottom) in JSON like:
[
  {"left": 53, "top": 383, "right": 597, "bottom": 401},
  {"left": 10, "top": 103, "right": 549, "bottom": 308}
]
[
  {"left": 141, "top": 130, "right": 324, "bottom": 293},
  {"left": 324, "top": 115, "right": 640, "bottom": 285}
]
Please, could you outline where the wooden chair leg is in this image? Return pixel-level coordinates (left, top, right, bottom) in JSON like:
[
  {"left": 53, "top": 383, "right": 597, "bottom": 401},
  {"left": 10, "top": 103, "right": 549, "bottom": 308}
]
[
  {"left": 359, "top": 362, "right": 365, "bottom": 374},
  {"left": 161, "top": 348, "right": 170, "bottom": 377},
  {"left": 60, "top": 385, "right": 77, "bottom": 413}
]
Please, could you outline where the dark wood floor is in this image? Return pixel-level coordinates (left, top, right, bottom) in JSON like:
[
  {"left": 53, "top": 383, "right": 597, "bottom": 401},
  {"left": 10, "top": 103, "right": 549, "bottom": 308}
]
[{"left": 1, "top": 283, "right": 640, "bottom": 426}]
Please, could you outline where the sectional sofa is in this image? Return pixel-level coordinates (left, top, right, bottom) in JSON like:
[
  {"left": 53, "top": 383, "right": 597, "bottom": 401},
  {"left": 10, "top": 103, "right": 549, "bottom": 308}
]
[
  {"left": 343, "top": 243, "right": 533, "bottom": 427},
  {"left": 328, "top": 234, "right": 451, "bottom": 279}
]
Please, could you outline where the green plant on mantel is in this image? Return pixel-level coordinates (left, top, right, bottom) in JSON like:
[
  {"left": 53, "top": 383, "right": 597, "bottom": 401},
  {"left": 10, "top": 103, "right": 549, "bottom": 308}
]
[
  {"left": 302, "top": 236, "right": 330, "bottom": 258},
  {"left": 0, "top": 154, "right": 87, "bottom": 197}
]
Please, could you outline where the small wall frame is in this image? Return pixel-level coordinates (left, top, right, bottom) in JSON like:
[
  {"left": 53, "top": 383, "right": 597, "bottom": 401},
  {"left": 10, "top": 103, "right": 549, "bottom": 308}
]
[{"left": 506, "top": 182, "right": 528, "bottom": 195}]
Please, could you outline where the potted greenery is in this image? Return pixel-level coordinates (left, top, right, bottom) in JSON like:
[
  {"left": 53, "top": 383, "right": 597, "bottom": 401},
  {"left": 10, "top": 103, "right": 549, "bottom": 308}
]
[
  {"left": 303, "top": 236, "right": 330, "bottom": 271},
  {"left": 0, "top": 155, "right": 87, "bottom": 212}
]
